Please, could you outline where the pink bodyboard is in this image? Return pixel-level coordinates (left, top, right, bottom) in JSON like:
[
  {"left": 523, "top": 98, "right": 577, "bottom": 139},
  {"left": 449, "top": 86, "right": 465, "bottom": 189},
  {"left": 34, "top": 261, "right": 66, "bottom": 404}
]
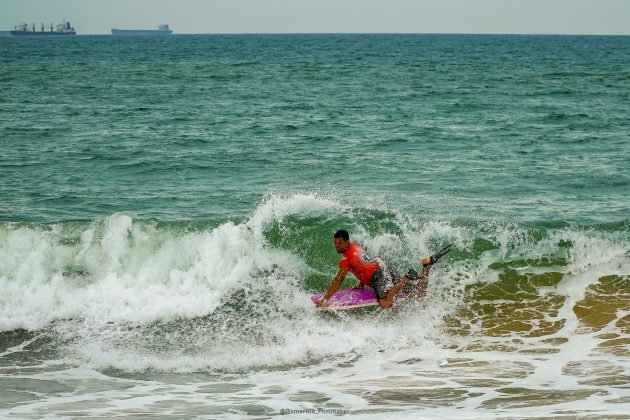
[{"left": 311, "top": 288, "right": 380, "bottom": 310}]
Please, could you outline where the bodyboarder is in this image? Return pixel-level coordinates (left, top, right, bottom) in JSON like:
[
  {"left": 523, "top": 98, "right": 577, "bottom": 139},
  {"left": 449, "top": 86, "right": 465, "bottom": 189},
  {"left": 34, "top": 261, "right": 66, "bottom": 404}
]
[{"left": 315, "top": 229, "right": 452, "bottom": 309}]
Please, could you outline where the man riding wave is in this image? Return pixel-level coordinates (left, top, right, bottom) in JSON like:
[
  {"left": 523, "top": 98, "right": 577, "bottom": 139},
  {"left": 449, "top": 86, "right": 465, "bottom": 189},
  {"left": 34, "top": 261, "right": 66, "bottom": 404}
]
[{"left": 315, "top": 229, "right": 452, "bottom": 309}]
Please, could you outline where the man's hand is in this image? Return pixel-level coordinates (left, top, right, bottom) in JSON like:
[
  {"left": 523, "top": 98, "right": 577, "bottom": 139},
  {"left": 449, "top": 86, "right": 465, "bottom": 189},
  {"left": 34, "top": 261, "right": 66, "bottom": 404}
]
[
  {"left": 315, "top": 298, "right": 329, "bottom": 308},
  {"left": 316, "top": 267, "right": 349, "bottom": 308}
]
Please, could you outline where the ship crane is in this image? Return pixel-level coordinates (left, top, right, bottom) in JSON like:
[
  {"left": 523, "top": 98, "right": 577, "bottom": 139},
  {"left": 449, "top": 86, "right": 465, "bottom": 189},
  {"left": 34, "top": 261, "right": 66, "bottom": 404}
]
[{"left": 10, "top": 19, "right": 76, "bottom": 35}]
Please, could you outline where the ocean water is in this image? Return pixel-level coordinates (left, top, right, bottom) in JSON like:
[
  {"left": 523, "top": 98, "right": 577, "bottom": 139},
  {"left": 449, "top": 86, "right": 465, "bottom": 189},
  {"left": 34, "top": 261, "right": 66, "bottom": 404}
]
[{"left": 0, "top": 34, "right": 629, "bottom": 419}]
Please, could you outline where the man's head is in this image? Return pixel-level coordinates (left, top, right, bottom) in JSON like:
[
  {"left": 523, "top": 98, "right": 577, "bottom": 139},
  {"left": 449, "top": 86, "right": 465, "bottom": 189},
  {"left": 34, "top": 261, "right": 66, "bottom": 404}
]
[{"left": 333, "top": 229, "right": 350, "bottom": 253}]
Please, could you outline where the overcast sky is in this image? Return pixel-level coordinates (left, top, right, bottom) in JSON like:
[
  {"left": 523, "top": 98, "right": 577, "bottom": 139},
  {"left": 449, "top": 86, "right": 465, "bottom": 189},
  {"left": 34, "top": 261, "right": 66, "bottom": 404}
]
[{"left": 1, "top": 0, "right": 629, "bottom": 35}]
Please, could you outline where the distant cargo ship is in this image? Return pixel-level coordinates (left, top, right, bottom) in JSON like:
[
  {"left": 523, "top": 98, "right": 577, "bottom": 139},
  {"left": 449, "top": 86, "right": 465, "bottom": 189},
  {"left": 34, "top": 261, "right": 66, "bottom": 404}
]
[
  {"left": 10, "top": 20, "right": 76, "bottom": 36},
  {"left": 111, "top": 24, "right": 173, "bottom": 36}
]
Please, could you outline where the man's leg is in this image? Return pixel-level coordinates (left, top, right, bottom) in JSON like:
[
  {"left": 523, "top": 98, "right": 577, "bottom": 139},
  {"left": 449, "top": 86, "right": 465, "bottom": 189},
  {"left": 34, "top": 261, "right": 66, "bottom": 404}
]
[
  {"left": 376, "top": 244, "right": 453, "bottom": 308},
  {"left": 408, "top": 265, "right": 431, "bottom": 299},
  {"left": 377, "top": 265, "right": 432, "bottom": 308},
  {"left": 378, "top": 275, "right": 408, "bottom": 309}
]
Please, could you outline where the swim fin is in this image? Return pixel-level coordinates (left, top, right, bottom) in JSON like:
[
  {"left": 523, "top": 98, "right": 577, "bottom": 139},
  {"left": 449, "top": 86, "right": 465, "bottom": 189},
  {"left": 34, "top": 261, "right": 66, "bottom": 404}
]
[{"left": 423, "top": 243, "right": 453, "bottom": 267}]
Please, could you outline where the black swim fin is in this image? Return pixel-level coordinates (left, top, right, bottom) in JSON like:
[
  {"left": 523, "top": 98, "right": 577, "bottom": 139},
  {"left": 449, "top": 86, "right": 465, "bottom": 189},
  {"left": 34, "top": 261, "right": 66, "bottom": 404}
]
[{"left": 423, "top": 243, "right": 453, "bottom": 267}]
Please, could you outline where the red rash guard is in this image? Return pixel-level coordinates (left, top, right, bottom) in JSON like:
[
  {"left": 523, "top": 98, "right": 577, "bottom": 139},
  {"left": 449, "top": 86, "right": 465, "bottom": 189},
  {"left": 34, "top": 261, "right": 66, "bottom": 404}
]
[{"left": 339, "top": 243, "right": 380, "bottom": 285}]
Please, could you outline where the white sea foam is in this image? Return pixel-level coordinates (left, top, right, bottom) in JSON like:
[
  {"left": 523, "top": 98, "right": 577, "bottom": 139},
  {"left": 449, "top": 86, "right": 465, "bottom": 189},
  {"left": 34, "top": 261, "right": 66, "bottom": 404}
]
[
  {"left": 0, "top": 194, "right": 342, "bottom": 331},
  {"left": 0, "top": 193, "right": 628, "bottom": 392}
]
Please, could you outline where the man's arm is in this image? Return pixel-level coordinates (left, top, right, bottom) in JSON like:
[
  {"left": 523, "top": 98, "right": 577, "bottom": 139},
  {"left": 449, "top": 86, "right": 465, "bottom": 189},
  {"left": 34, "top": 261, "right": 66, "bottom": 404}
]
[{"left": 316, "top": 266, "right": 350, "bottom": 307}]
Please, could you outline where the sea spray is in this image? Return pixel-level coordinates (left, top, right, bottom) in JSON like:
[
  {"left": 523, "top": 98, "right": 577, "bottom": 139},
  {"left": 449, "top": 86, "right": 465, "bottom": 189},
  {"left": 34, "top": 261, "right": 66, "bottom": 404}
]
[{"left": 1, "top": 193, "right": 628, "bottom": 376}]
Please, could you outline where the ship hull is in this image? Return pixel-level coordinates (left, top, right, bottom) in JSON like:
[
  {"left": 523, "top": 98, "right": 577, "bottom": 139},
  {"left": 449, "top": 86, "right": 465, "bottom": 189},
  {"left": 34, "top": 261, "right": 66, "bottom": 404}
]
[
  {"left": 10, "top": 31, "right": 76, "bottom": 36},
  {"left": 111, "top": 29, "right": 172, "bottom": 36}
]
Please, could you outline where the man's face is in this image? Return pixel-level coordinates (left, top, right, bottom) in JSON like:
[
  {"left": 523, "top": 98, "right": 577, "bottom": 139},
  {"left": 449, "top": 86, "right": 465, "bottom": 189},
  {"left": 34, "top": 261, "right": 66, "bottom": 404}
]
[{"left": 334, "top": 237, "right": 350, "bottom": 254}]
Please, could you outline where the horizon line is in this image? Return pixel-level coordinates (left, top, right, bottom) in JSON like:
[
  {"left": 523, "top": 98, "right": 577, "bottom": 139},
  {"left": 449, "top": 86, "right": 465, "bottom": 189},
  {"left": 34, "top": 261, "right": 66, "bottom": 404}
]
[{"left": 3, "top": 31, "right": 629, "bottom": 37}]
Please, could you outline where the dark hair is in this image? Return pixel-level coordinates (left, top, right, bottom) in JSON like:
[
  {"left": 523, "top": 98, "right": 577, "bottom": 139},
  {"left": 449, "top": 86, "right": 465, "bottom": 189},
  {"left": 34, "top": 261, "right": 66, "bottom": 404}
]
[{"left": 334, "top": 229, "right": 349, "bottom": 241}]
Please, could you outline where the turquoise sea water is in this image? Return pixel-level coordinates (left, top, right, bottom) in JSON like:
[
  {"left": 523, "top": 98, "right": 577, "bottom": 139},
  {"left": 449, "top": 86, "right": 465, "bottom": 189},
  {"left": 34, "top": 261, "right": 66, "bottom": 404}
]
[
  {"left": 1, "top": 35, "right": 629, "bottom": 418},
  {"left": 2, "top": 34, "right": 629, "bottom": 223}
]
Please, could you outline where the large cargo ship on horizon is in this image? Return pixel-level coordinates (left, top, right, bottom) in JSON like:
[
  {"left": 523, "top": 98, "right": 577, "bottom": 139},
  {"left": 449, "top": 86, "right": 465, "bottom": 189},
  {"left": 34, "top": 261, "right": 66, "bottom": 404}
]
[
  {"left": 10, "top": 20, "right": 76, "bottom": 36},
  {"left": 111, "top": 24, "right": 173, "bottom": 36}
]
